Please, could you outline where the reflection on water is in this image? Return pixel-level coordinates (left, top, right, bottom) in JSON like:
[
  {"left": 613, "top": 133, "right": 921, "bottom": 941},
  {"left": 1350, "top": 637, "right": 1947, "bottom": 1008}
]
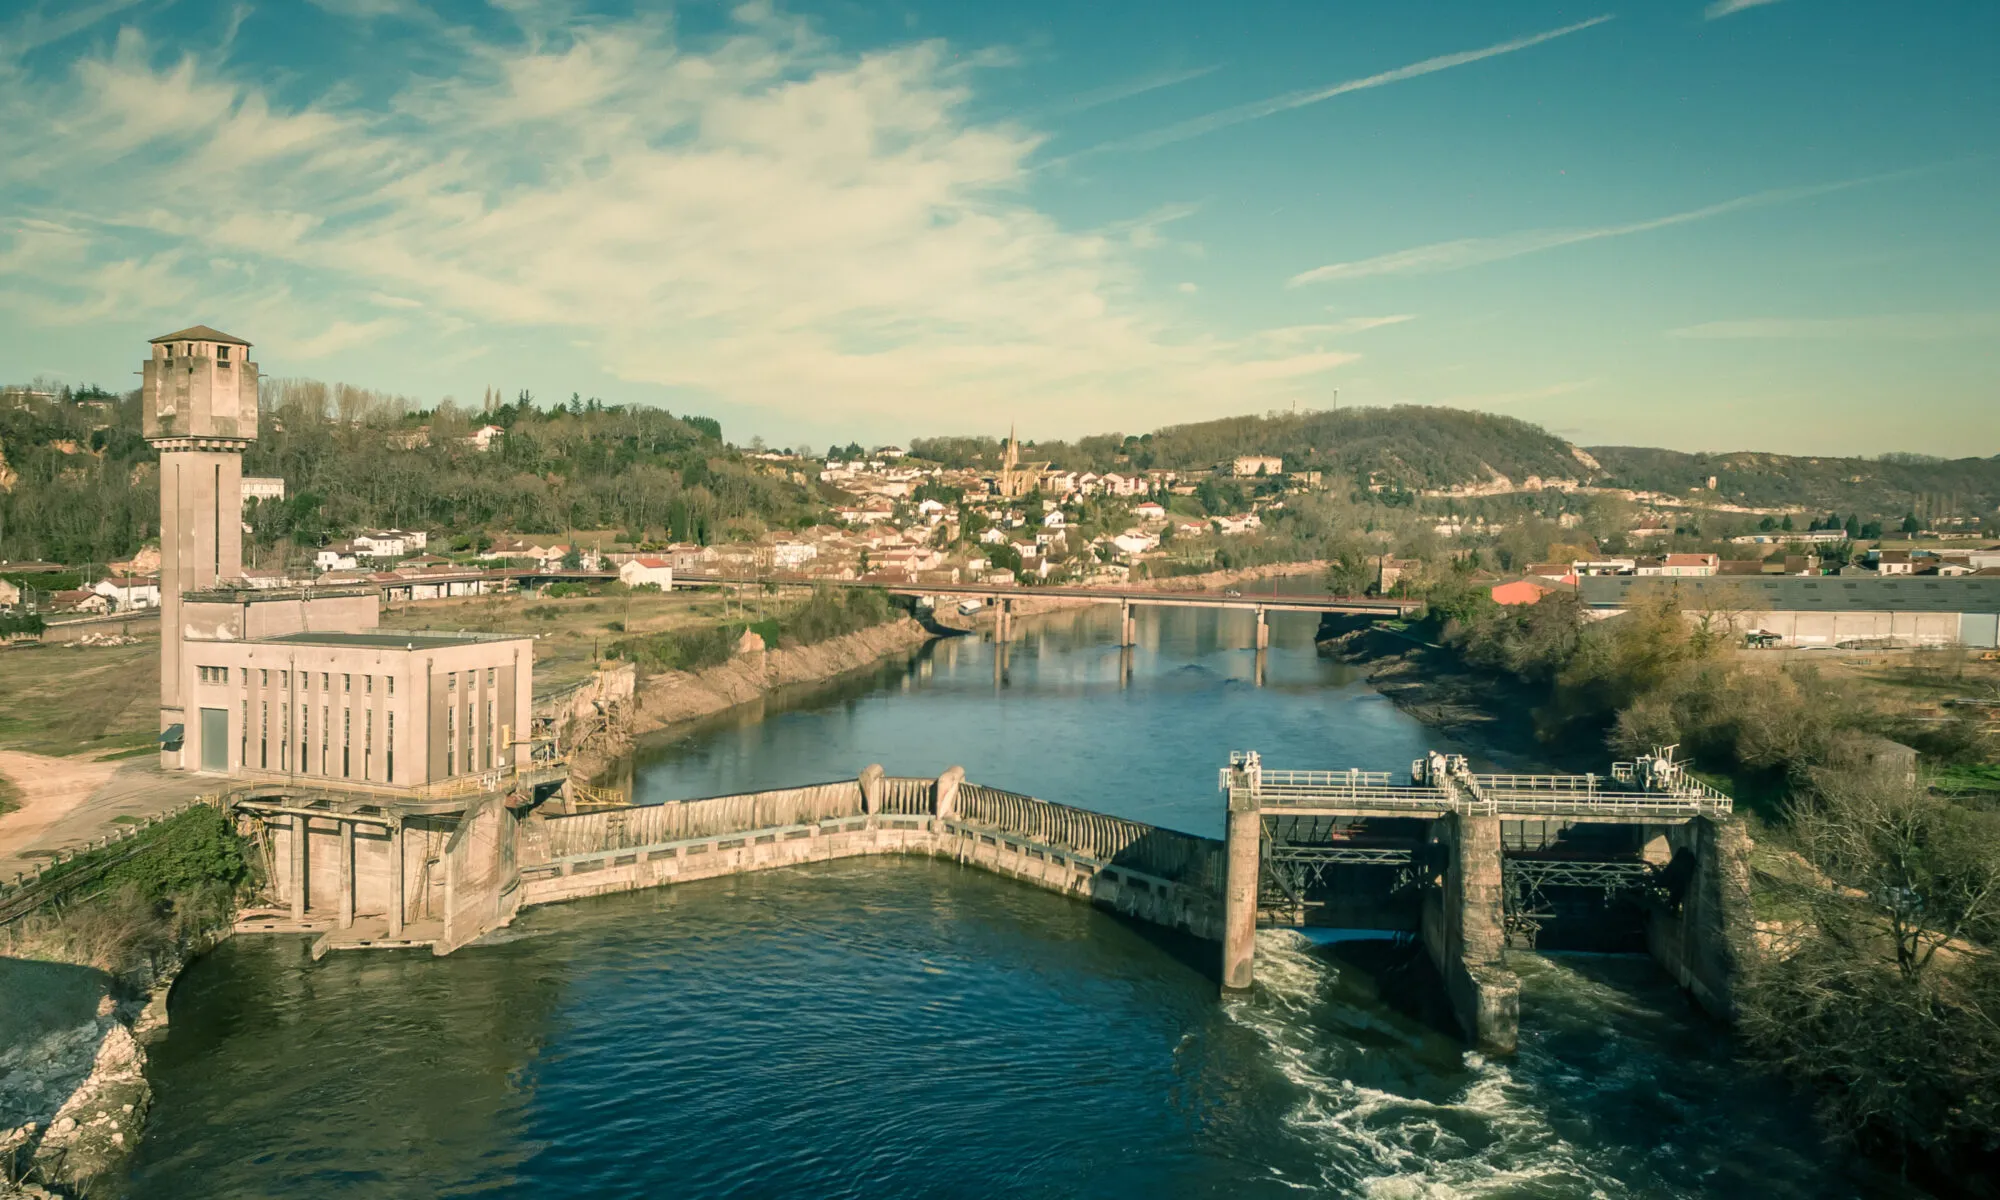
[{"left": 120, "top": 600, "right": 1887, "bottom": 1198}]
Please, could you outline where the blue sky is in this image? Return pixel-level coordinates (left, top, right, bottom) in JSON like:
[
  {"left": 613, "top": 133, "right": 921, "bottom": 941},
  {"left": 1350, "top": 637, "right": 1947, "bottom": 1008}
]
[{"left": 1, "top": 0, "right": 1994, "bottom": 455}]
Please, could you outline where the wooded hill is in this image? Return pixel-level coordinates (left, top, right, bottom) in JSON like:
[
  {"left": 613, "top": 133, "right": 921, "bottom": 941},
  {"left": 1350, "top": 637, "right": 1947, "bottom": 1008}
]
[
  {"left": 918, "top": 407, "right": 2000, "bottom": 522},
  {"left": 1585, "top": 445, "right": 2000, "bottom": 523},
  {"left": 0, "top": 383, "right": 816, "bottom": 566}
]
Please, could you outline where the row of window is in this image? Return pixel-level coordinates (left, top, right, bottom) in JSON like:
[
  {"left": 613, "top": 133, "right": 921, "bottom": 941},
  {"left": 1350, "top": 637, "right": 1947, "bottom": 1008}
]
[
  {"left": 243, "top": 700, "right": 396, "bottom": 783},
  {"left": 198, "top": 667, "right": 396, "bottom": 697},
  {"left": 199, "top": 667, "right": 504, "bottom": 694}
]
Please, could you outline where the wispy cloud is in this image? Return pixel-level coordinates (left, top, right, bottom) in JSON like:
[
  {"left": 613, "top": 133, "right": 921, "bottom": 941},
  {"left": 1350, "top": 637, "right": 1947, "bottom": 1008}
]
[
  {"left": 1705, "top": 0, "right": 1785, "bottom": 20},
  {"left": 0, "top": 0, "right": 145, "bottom": 57},
  {"left": 1669, "top": 313, "right": 2000, "bottom": 340},
  {"left": 1290, "top": 174, "right": 1896, "bottom": 285},
  {"left": 0, "top": 13, "right": 1358, "bottom": 428},
  {"left": 1057, "top": 16, "right": 1612, "bottom": 161},
  {"left": 1039, "top": 64, "right": 1220, "bottom": 118}
]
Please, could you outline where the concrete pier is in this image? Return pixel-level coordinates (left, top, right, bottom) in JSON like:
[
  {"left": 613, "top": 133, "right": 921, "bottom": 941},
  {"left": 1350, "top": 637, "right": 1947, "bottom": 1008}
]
[
  {"left": 1222, "top": 786, "right": 1261, "bottom": 990},
  {"left": 1422, "top": 814, "right": 1520, "bottom": 1054},
  {"left": 1119, "top": 602, "right": 1137, "bottom": 648},
  {"left": 1646, "top": 815, "right": 1753, "bottom": 1020},
  {"left": 1254, "top": 606, "right": 1269, "bottom": 650}
]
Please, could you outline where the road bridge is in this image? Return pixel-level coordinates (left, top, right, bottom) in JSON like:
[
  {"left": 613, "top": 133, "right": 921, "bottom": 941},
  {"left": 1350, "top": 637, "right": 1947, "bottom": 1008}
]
[{"left": 673, "top": 571, "right": 1418, "bottom": 647}]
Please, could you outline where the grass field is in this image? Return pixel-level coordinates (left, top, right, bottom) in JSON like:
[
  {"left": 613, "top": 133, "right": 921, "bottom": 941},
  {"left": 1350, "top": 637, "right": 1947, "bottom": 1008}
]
[
  {"left": 376, "top": 583, "right": 809, "bottom": 695},
  {"left": 0, "top": 640, "right": 161, "bottom": 759}
]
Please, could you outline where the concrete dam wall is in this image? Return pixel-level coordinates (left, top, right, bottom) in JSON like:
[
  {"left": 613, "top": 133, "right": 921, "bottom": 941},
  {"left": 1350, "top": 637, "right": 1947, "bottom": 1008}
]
[{"left": 515, "top": 769, "right": 1229, "bottom": 943}]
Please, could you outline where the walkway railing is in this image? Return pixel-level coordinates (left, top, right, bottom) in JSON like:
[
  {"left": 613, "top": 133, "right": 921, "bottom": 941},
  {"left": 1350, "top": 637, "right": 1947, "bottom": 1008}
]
[{"left": 1223, "top": 753, "right": 1732, "bottom": 818}]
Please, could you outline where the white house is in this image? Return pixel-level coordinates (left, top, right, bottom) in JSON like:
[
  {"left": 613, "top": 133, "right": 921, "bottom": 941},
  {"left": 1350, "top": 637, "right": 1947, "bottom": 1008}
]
[
  {"left": 0, "top": 578, "right": 20, "bottom": 607},
  {"left": 1233, "top": 455, "right": 1283, "bottom": 478},
  {"left": 240, "top": 476, "right": 286, "bottom": 509},
  {"left": 314, "top": 547, "right": 359, "bottom": 572},
  {"left": 91, "top": 576, "right": 160, "bottom": 610},
  {"left": 1112, "top": 532, "right": 1160, "bottom": 555},
  {"left": 353, "top": 529, "right": 426, "bottom": 559},
  {"left": 772, "top": 540, "right": 819, "bottom": 569},
  {"left": 619, "top": 557, "right": 675, "bottom": 589},
  {"left": 1041, "top": 510, "right": 1067, "bottom": 528},
  {"left": 978, "top": 526, "right": 1009, "bottom": 545},
  {"left": 467, "top": 424, "right": 505, "bottom": 452},
  {"left": 1133, "top": 501, "right": 1167, "bottom": 521}
]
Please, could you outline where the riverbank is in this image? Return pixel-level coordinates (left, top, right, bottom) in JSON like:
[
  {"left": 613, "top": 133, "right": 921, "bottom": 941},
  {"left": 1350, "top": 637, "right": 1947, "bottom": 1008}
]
[
  {"left": 571, "top": 616, "right": 937, "bottom": 779},
  {"left": 1313, "top": 615, "right": 1574, "bottom": 773},
  {"left": 1, "top": 807, "right": 246, "bottom": 1197}
]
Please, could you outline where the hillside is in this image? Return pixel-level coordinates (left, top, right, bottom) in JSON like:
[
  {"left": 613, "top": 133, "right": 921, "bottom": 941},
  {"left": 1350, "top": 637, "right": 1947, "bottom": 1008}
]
[
  {"left": 0, "top": 383, "right": 818, "bottom": 566},
  {"left": 916, "top": 406, "right": 1591, "bottom": 492},
  {"left": 1585, "top": 446, "right": 2000, "bottom": 521}
]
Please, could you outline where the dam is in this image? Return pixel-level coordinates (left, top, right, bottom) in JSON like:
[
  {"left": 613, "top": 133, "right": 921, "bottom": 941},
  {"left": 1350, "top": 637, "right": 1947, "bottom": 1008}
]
[
  {"left": 229, "top": 740, "right": 1748, "bottom": 1054},
  {"left": 121, "top": 616, "right": 1854, "bottom": 1200}
]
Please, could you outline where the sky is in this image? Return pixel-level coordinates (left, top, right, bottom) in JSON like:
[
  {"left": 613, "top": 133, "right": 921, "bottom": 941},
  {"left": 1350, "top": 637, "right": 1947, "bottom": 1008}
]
[{"left": 1, "top": 0, "right": 1995, "bottom": 456}]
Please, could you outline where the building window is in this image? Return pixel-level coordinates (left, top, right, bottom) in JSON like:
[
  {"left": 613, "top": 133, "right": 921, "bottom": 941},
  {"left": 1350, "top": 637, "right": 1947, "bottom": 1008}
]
[
  {"left": 321, "top": 705, "right": 329, "bottom": 774},
  {"left": 197, "top": 665, "right": 228, "bottom": 684},
  {"left": 448, "top": 674, "right": 456, "bottom": 692},
  {"left": 387, "top": 712, "right": 395, "bottom": 783},
  {"left": 217, "top": 345, "right": 230, "bottom": 363},
  {"left": 322, "top": 672, "right": 330, "bottom": 690},
  {"left": 387, "top": 677, "right": 395, "bottom": 697},
  {"left": 462, "top": 703, "right": 472, "bottom": 773},
  {"left": 365, "top": 710, "right": 373, "bottom": 779},
  {"left": 343, "top": 709, "right": 351, "bottom": 777},
  {"left": 485, "top": 700, "right": 495, "bottom": 769},
  {"left": 261, "top": 669, "right": 269, "bottom": 687},
  {"left": 343, "top": 673, "right": 351, "bottom": 694},
  {"left": 300, "top": 704, "right": 310, "bottom": 774},
  {"left": 280, "top": 670, "right": 289, "bottom": 688},
  {"left": 487, "top": 668, "right": 496, "bottom": 686},
  {"left": 241, "top": 700, "right": 248, "bottom": 767},
  {"left": 260, "top": 701, "right": 268, "bottom": 768},
  {"left": 280, "top": 703, "right": 290, "bottom": 771},
  {"left": 365, "top": 675, "right": 373, "bottom": 695},
  {"left": 445, "top": 707, "right": 456, "bottom": 777}
]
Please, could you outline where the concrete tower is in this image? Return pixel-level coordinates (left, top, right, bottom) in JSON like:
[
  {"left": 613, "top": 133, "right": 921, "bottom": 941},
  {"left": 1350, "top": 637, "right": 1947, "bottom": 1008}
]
[{"left": 143, "top": 325, "right": 258, "bottom": 763}]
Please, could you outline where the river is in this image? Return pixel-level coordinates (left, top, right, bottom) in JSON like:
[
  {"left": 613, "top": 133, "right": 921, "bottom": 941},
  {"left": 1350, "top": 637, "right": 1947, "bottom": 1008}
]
[{"left": 117, "top": 603, "right": 1884, "bottom": 1198}]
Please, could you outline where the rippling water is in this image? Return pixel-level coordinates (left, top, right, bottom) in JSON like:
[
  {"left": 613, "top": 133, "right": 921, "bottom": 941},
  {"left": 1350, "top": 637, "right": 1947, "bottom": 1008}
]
[{"left": 119, "top": 602, "right": 1884, "bottom": 1198}]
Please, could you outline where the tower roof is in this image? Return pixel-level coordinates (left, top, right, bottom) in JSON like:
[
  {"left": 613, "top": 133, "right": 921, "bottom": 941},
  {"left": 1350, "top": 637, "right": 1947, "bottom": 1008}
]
[{"left": 150, "top": 325, "right": 250, "bottom": 346}]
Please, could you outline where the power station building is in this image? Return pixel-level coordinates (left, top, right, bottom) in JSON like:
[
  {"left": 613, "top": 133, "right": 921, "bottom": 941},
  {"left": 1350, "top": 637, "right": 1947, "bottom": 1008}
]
[{"left": 146, "top": 325, "right": 539, "bottom": 790}]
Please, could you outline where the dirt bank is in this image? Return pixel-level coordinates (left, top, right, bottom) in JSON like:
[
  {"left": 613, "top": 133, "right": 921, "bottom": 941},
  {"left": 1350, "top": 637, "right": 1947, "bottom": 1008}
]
[
  {"left": 569, "top": 618, "right": 936, "bottom": 778},
  {"left": 1315, "top": 616, "right": 1573, "bottom": 773}
]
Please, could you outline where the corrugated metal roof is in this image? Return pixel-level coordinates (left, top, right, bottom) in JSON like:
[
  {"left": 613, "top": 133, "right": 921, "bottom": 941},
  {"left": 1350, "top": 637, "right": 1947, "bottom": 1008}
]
[{"left": 1580, "top": 575, "right": 2000, "bottom": 614}]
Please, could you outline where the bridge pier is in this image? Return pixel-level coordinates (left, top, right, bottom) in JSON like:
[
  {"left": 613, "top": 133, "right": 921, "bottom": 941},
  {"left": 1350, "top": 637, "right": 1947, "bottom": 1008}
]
[
  {"left": 338, "top": 820, "right": 355, "bottom": 929},
  {"left": 1422, "top": 813, "right": 1519, "bottom": 1055},
  {"left": 1254, "top": 606, "right": 1269, "bottom": 650},
  {"left": 1119, "top": 601, "right": 1137, "bottom": 647},
  {"left": 1222, "top": 784, "right": 1261, "bottom": 990},
  {"left": 995, "top": 598, "right": 1014, "bottom": 643},
  {"left": 388, "top": 820, "right": 405, "bottom": 938}
]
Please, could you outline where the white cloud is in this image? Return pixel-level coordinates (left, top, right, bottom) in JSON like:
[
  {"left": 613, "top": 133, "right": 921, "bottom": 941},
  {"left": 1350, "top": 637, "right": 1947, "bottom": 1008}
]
[
  {"left": 1057, "top": 16, "right": 1612, "bottom": 161},
  {"left": 288, "top": 317, "right": 402, "bottom": 359},
  {"left": 0, "top": 13, "right": 1357, "bottom": 429},
  {"left": 1705, "top": 0, "right": 1786, "bottom": 20},
  {"left": 1176, "top": 281, "right": 1199, "bottom": 294},
  {"left": 1669, "top": 313, "right": 2000, "bottom": 340},
  {"left": 1290, "top": 175, "right": 1891, "bottom": 285}
]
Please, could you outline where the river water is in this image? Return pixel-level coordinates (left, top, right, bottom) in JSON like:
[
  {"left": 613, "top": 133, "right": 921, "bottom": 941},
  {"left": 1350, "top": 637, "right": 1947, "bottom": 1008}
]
[{"left": 119, "top": 604, "right": 1881, "bottom": 1198}]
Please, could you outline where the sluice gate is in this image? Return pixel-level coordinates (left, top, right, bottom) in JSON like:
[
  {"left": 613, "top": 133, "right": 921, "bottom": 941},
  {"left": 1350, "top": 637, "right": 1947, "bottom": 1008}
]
[{"left": 1220, "top": 747, "right": 1752, "bottom": 1054}]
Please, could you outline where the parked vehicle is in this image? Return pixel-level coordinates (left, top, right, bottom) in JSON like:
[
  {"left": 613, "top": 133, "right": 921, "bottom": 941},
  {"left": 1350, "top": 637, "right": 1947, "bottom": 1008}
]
[{"left": 957, "top": 599, "right": 984, "bottom": 615}]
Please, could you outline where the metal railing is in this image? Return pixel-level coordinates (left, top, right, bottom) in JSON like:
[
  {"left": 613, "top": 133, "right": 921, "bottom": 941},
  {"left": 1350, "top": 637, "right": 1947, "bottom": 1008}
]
[
  {"left": 1, "top": 794, "right": 225, "bottom": 919},
  {"left": 1224, "top": 752, "right": 1733, "bottom": 818}
]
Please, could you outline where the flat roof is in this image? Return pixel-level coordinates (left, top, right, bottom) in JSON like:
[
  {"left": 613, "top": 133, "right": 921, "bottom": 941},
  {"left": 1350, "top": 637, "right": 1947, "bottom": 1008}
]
[
  {"left": 255, "top": 630, "right": 528, "bottom": 650},
  {"left": 1580, "top": 575, "right": 2000, "bottom": 614}
]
